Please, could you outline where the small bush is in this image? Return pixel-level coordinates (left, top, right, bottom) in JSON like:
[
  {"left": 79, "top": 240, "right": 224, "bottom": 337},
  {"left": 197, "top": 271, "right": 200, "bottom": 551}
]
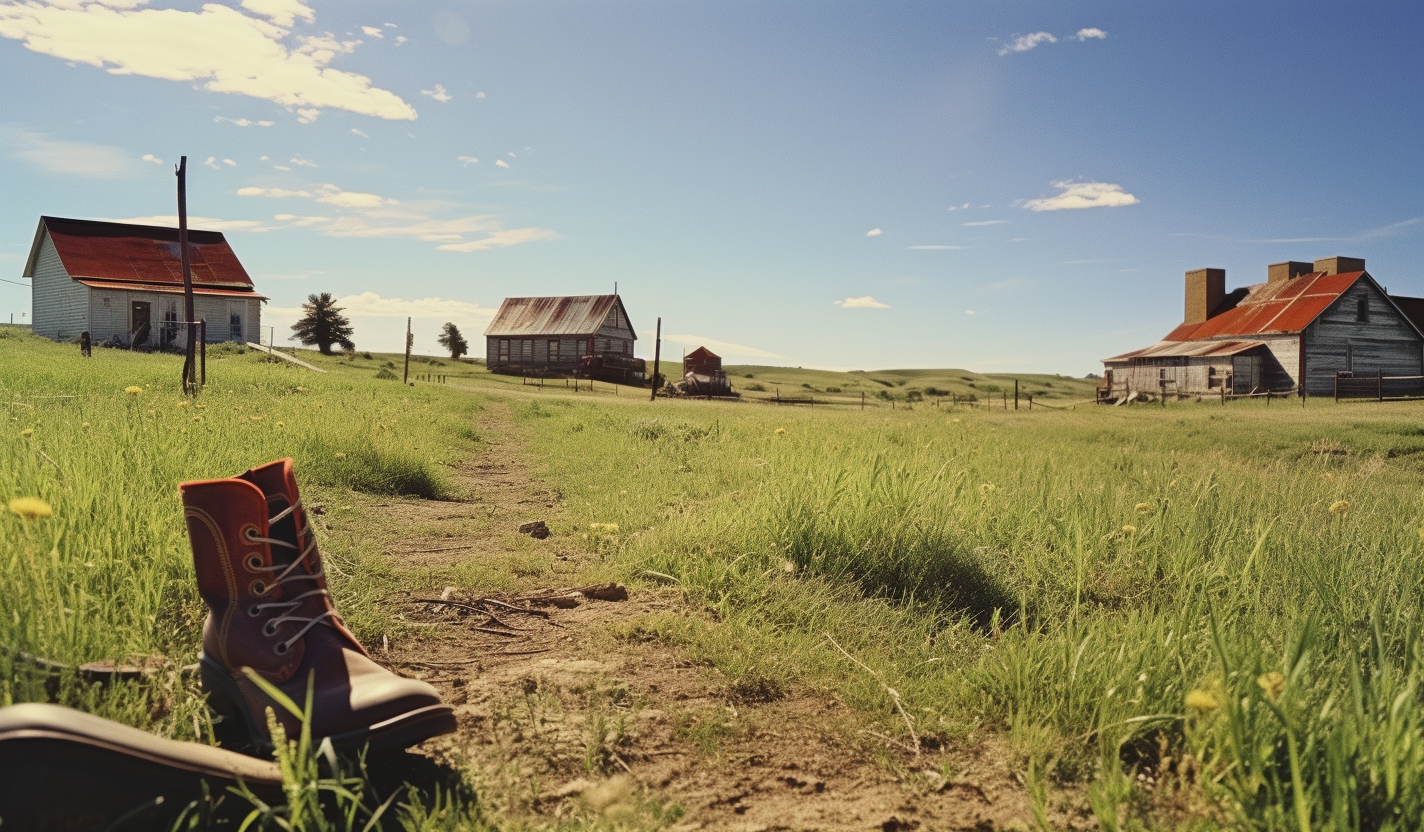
[
  {"left": 826, "top": 386, "right": 841, "bottom": 393},
  {"left": 745, "top": 373, "right": 755, "bottom": 379},
  {"left": 745, "top": 383, "right": 766, "bottom": 392},
  {"left": 375, "top": 368, "right": 399, "bottom": 380},
  {"left": 361, "top": 352, "right": 373, "bottom": 360}
]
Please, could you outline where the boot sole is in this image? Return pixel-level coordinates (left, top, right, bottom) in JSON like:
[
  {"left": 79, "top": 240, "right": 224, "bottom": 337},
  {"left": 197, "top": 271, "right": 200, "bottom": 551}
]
[{"left": 201, "top": 655, "right": 458, "bottom": 757}]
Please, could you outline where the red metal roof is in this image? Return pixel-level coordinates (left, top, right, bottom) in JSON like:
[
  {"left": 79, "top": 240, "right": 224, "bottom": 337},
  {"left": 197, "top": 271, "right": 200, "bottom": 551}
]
[
  {"left": 1103, "top": 339, "right": 1265, "bottom": 364},
  {"left": 1163, "top": 272, "right": 1363, "bottom": 341},
  {"left": 74, "top": 279, "right": 267, "bottom": 300},
  {"left": 483, "top": 295, "right": 635, "bottom": 339},
  {"left": 25, "top": 216, "right": 257, "bottom": 290}
]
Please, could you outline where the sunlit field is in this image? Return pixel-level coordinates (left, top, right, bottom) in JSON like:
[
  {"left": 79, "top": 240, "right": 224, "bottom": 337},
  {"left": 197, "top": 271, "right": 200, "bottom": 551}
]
[{"left": 8, "top": 324, "right": 1424, "bottom": 829}]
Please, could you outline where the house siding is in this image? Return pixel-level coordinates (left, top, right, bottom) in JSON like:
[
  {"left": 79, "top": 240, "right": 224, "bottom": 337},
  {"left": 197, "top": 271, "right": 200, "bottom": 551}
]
[
  {"left": 30, "top": 233, "right": 88, "bottom": 340},
  {"left": 1303, "top": 282, "right": 1424, "bottom": 395},
  {"left": 485, "top": 297, "right": 636, "bottom": 374}
]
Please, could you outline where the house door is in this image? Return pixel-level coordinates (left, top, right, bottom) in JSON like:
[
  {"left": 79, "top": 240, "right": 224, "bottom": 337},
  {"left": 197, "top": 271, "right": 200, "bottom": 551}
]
[
  {"left": 130, "top": 301, "right": 151, "bottom": 346},
  {"left": 228, "top": 302, "right": 245, "bottom": 343}
]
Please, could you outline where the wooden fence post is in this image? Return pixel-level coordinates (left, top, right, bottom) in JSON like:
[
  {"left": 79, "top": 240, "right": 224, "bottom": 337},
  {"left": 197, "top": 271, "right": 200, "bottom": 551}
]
[
  {"left": 1379, "top": 368, "right": 1384, "bottom": 402},
  {"left": 1014, "top": 379, "right": 1018, "bottom": 410}
]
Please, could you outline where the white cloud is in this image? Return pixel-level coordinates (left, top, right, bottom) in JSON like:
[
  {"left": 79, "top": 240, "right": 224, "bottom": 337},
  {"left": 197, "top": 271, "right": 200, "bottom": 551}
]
[
  {"left": 203, "top": 156, "right": 220, "bottom": 169},
  {"left": 394, "top": 35, "right": 407, "bottom": 45},
  {"left": 238, "top": 186, "right": 312, "bottom": 198},
  {"left": 1245, "top": 216, "right": 1424, "bottom": 244},
  {"left": 214, "top": 116, "right": 274, "bottom": 127},
  {"left": 421, "top": 83, "right": 452, "bottom": 103},
  {"left": 259, "top": 155, "right": 269, "bottom": 161},
  {"left": 962, "top": 220, "right": 1008, "bottom": 226},
  {"left": 1024, "top": 181, "right": 1139, "bottom": 211},
  {"left": 965, "top": 309, "right": 977, "bottom": 315},
  {"left": 475, "top": 91, "right": 485, "bottom": 99},
  {"left": 0, "top": 1, "right": 416, "bottom": 122},
  {"left": 273, "top": 164, "right": 291, "bottom": 171},
  {"left": 314, "top": 183, "right": 389, "bottom": 208},
  {"left": 1075, "top": 28, "right": 1107, "bottom": 40},
  {"left": 865, "top": 228, "right": 882, "bottom": 237},
  {"left": 289, "top": 155, "right": 317, "bottom": 167},
  {"left": 239, "top": 0, "right": 314, "bottom": 28},
  {"left": 361, "top": 25, "right": 382, "bottom": 38},
  {"left": 494, "top": 159, "right": 510, "bottom": 169},
  {"left": 141, "top": 153, "right": 164, "bottom": 165},
  {"left": 662, "top": 334, "right": 786, "bottom": 360},
  {"left": 907, "top": 245, "right": 964, "bottom": 250},
  {"left": 507, "top": 151, "right": 516, "bottom": 158},
  {"left": 350, "top": 128, "right": 368, "bottom": 138},
  {"left": 268, "top": 291, "right": 499, "bottom": 321},
  {"left": 833, "top": 296, "right": 891, "bottom": 309},
  {"left": 223, "top": 158, "right": 236, "bottom": 166},
  {"left": 436, "top": 227, "right": 558, "bottom": 252},
  {"left": 106, "top": 214, "right": 280, "bottom": 232},
  {"left": 999, "top": 32, "right": 1056, "bottom": 55},
  {"left": 457, "top": 156, "right": 479, "bottom": 166},
  {"left": 383, "top": 23, "right": 396, "bottom": 29}
]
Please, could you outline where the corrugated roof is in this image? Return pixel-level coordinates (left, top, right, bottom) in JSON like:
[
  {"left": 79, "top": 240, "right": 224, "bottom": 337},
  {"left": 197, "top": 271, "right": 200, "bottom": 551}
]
[
  {"left": 483, "top": 295, "right": 635, "bottom": 339},
  {"left": 1103, "top": 339, "right": 1265, "bottom": 364},
  {"left": 74, "top": 279, "right": 267, "bottom": 300},
  {"left": 24, "top": 216, "right": 256, "bottom": 290},
  {"left": 1164, "top": 272, "right": 1363, "bottom": 340}
]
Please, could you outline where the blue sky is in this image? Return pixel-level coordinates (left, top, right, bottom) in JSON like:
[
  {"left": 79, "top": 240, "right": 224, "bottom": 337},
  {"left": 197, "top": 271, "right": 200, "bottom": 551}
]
[{"left": 1, "top": 0, "right": 1420, "bottom": 372}]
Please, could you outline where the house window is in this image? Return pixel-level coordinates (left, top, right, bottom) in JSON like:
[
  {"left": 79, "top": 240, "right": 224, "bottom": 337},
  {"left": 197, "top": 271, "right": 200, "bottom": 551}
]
[
  {"left": 1208, "top": 367, "right": 1219, "bottom": 389},
  {"left": 1356, "top": 296, "right": 1369, "bottom": 323},
  {"left": 102, "top": 297, "right": 111, "bottom": 308},
  {"left": 1158, "top": 367, "right": 1166, "bottom": 381},
  {"left": 1346, "top": 343, "right": 1354, "bottom": 373},
  {"left": 548, "top": 340, "right": 560, "bottom": 363}
]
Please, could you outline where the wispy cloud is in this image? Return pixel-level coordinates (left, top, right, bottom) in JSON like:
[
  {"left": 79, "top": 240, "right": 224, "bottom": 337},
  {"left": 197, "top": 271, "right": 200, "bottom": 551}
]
[
  {"left": 999, "top": 32, "right": 1056, "bottom": 55},
  {"left": 267, "top": 291, "right": 498, "bottom": 321},
  {"left": 964, "top": 309, "right": 977, "bottom": 315},
  {"left": 105, "top": 214, "right": 282, "bottom": 232},
  {"left": 494, "top": 159, "right": 510, "bottom": 169},
  {"left": 360, "top": 25, "right": 382, "bottom": 38},
  {"left": 834, "top": 296, "right": 891, "bottom": 309},
  {"left": 289, "top": 155, "right": 317, "bottom": 167},
  {"left": 907, "top": 245, "right": 964, "bottom": 250},
  {"left": 1075, "top": 28, "right": 1107, "bottom": 40},
  {"left": 662, "top": 334, "right": 786, "bottom": 360},
  {"left": 865, "top": 228, "right": 883, "bottom": 237},
  {"left": 214, "top": 116, "right": 275, "bottom": 127},
  {"left": 0, "top": 1, "right": 415, "bottom": 122},
  {"left": 1245, "top": 217, "right": 1424, "bottom": 244},
  {"left": 1024, "top": 181, "right": 1139, "bottom": 211},
  {"left": 962, "top": 220, "right": 1008, "bottom": 227},
  {"left": 421, "top": 84, "right": 452, "bottom": 104},
  {"left": 141, "top": 153, "right": 164, "bottom": 165},
  {"left": 350, "top": 128, "right": 368, "bottom": 138},
  {"left": 457, "top": 156, "right": 479, "bottom": 166}
]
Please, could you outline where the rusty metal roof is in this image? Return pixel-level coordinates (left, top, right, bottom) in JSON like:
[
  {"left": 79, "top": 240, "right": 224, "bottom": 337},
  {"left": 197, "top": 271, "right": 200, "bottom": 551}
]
[
  {"left": 1103, "top": 339, "right": 1265, "bottom": 364},
  {"left": 1163, "top": 272, "right": 1363, "bottom": 341},
  {"left": 23, "top": 216, "right": 257, "bottom": 290},
  {"left": 483, "top": 295, "right": 635, "bottom": 339},
  {"left": 74, "top": 279, "right": 267, "bottom": 300}
]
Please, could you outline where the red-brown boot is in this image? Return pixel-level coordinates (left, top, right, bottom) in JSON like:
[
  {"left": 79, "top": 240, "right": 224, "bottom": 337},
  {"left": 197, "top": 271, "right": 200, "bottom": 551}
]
[{"left": 180, "top": 459, "right": 455, "bottom": 755}]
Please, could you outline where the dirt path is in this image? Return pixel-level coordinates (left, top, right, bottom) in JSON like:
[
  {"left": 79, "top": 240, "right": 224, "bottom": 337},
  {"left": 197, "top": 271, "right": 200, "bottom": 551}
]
[{"left": 354, "top": 400, "right": 1077, "bottom": 831}]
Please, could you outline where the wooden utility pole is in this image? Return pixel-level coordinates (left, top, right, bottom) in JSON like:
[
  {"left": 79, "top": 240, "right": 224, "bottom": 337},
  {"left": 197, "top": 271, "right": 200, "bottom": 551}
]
[
  {"left": 651, "top": 317, "right": 662, "bottom": 401},
  {"left": 1014, "top": 379, "right": 1019, "bottom": 410},
  {"left": 177, "top": 156, "right": 198, "bottom": 393},
  {"left": 402, "top": 317, "right": 412, "bottom": 383}
]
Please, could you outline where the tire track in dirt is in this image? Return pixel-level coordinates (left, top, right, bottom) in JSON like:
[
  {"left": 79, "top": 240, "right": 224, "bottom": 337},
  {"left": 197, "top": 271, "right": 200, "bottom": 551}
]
[{"left": 360, "top": 399, "right": 1083, "bottom": 831}]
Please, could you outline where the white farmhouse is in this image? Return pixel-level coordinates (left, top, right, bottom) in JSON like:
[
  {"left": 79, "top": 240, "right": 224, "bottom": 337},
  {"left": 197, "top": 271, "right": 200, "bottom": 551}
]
[{"left": 22, "top": 216, "right": 265, "bottom": 346}]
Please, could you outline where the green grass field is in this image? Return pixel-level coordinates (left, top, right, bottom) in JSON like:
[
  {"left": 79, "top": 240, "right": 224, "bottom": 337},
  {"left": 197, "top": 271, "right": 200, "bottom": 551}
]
[{"left": 7, "top": 325, "right": 1424, "bottom": 830}]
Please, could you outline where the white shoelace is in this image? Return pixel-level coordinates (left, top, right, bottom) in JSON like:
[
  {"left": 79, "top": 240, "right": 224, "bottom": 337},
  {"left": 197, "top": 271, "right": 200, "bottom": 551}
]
[{"left": 244, "top": 500, "right": 339, "bottom": 655}]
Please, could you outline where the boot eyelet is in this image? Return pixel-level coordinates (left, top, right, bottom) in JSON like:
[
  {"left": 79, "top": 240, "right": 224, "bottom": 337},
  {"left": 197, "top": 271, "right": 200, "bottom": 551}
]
[
  {"left": 274, "top": 642, "right": 289, "bottom": 656},
  {"left": 248, "top": 605, "right": 262, "bottom": 617},
  {"left": 262, "top": 621, "right": 279, "bottom": 637},
  {"left": 250, "top": 581, "right": 267, "bottom": 596},
  {"left": 241, "top": 525, "right": 260, "bottom": 542},
  {"left": 246, "top": 555, "right": 263, "bottom": 572}
]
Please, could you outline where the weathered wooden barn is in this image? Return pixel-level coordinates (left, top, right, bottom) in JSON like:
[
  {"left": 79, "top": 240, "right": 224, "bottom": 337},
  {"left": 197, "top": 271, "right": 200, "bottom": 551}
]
[
  {"left": 483, "top": 294, "right": 637, "bottom": 375},
  {"left": 23, "top": 216, "right": 264, "bottom": 346},
  {"left": 681, "top": 346, "right": 733, "bottom": 396},
  {"left": 1103, "top": 257, "right": 1424, "bottom": 397}
]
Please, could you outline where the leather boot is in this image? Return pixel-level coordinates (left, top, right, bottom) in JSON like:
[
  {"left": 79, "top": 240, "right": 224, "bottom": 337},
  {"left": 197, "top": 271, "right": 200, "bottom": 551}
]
[{"left": 180, "top": 458, "right": 455, "bottom": 755}]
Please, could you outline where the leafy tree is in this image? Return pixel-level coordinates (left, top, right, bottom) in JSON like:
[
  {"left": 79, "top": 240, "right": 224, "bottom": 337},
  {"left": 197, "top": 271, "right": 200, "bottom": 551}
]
[
  {"left": 437, "top": 322, "right": 468, "bottom": 360},
  {"left": 291, "top": 293, "right": 355, "bottom": 355}
]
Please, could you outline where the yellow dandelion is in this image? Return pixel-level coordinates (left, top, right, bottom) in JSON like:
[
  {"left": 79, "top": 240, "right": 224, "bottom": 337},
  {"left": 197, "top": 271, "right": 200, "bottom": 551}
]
[
  {"left": 80, "top": 422, "right": 90, "bottom": 430},
  {"left": 20, "top": 428, "right": 33, "bottom": 438},
  {"left": 8, "top": 497, "right": 53, "bottom": 521},
  {"left": 1185, "top": 689, "right": 1219, "bottom": 712},
  {"left": 334, "top": 452, "right": 347, "bottom": 459},
  {"left": 194, "top": 403, "right": 206, "bottom": 410},
  {"left": 249, "top": 415, "right": 264, "bottom": 423},
  {"left": 1122, "top": 524, "right": 1138, "bottom": 535},
  {"left": 175, "top": 401, "right": 189, "bottom": 409},
  {"left": 774, "top": 428, "right": 786, "bottom": 435},
  {"left": 980, "top": 483, "right": 997, "bottom": 493},
  {"left": 1257, "top": 672, "right": 1286, "bottom": 700},
  {"left": 124, "top": 386, "right": 143, "bottom": 395},
  {"left": 1135, "top": 502, "right": 1153, "bottom": 513},
  {"left": 1329, "top": 500, "right": 1350, "bottom": 515},
  {"left": 296, "top": 386, "right": 307, "bottom": 392}
]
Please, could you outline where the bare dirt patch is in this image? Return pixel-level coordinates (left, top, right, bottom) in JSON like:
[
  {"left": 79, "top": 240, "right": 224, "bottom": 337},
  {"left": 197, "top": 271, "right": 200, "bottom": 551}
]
[{"left": 349, "top": 400, "right": 1087, "bottom": 830}]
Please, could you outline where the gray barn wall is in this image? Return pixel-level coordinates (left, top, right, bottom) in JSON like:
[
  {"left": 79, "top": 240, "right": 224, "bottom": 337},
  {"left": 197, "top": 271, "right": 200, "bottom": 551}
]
[
  {"left": 1303, "top": 281, "right": 1424, "bottom": 394},
  {"left": 30, "top": 234, "right": 88, "bottom": 340}
]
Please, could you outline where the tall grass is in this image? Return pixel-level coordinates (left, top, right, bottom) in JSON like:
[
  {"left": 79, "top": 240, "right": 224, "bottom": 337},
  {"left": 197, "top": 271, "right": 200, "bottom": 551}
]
[{"left": 514, "top": 393, "right": 1424, "bottom": 829}]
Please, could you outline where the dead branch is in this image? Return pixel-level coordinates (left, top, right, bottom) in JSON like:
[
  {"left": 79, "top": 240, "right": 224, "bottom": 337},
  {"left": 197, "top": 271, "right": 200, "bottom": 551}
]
[
  {"left": 409, "top": 597, "right": 551, "bottom": 619},
  {"left": 825, "top": 634, "right": 920, "bottom": 758},
  {"left": 386, "top": 544, "right": 473, "bottom": 555}
]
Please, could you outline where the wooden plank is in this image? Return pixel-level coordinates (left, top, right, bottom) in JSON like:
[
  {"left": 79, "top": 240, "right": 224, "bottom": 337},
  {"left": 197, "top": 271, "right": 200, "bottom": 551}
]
[{"left": 244, "top": 342, "right": 328, "bottom": 373}]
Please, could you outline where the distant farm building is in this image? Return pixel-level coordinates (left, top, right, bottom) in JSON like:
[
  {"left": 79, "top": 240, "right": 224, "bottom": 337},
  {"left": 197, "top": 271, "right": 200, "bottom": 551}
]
[
  {"left": 1103, "top": 257, "right": 1424, "bottom": 398},
  {"left": 681, "top": 346, "right": 734, "bottom": 396},
  {"left": 23, "top": 216, "right": 264, "bottom": 346},
  {"left": 483, "top": 294, "right": 645, "bottom": 383}
]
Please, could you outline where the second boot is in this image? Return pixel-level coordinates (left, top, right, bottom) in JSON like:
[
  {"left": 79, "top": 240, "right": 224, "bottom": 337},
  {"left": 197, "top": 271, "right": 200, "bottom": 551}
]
[{"left": 181, "top": 458, "right": 456, "bottom": 754}]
